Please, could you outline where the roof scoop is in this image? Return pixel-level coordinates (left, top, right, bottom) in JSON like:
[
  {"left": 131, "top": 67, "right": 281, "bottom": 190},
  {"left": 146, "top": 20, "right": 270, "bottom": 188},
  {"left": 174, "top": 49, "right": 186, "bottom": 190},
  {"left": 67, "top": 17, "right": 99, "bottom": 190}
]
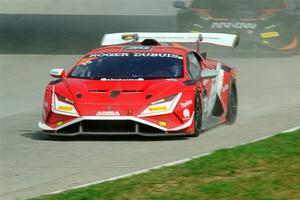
[{"left": 141, "top": 39, "right": 161, "bottom": 46}]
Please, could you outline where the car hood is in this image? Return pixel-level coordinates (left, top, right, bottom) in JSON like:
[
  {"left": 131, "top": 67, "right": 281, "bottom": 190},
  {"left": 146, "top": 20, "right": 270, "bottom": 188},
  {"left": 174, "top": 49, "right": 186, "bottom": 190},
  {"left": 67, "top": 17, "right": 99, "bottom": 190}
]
[
  {"left": 66, "top": 78, "right": 183, "bottom": 101},
  {"left": 61, "top": 78, "right": 184, "bottom": 116}
]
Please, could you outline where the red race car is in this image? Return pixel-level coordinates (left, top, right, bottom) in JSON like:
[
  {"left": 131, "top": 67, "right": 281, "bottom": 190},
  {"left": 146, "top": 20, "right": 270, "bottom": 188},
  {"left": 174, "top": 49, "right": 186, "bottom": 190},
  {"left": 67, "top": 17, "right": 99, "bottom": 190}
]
[{"left": 39, "top": 32, "right": 238, "bottom": 137}]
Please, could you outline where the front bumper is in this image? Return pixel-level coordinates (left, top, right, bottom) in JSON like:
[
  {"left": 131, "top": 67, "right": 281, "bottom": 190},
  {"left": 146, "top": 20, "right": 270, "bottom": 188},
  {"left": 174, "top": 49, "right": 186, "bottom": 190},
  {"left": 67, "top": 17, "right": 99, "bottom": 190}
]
[
  {"left": 39, "top": 114, "right": 194, "bottom": 136},
  {"left": 39, "top": 130, "right": 191, "bottom": 137}
]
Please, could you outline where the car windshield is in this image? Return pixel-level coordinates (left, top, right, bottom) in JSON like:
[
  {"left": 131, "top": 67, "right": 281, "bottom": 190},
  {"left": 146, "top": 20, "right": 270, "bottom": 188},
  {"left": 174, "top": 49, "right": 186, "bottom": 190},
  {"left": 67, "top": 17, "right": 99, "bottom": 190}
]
[
  {"left": 69, "top": 52, "right": 184, "bottom": 80},
  {"left": 191, "top": 0, "right": 284, "bottom": 10}
]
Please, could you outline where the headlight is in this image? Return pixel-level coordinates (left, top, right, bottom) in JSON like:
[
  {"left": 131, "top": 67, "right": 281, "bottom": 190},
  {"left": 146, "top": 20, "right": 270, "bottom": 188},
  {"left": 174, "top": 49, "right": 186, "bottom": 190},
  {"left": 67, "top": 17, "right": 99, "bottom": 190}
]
[
  {"left": 52, "top": 93, "right": 79, "bottom": 117},
  {"left": 139, "top": 93, "right": 182, "bottom": 117},
  {"left": 56, "top": 94, "right": 74, "bottom": 104},
  {"left": 151, "top": 94, "right": 177, "bottom": 105}
]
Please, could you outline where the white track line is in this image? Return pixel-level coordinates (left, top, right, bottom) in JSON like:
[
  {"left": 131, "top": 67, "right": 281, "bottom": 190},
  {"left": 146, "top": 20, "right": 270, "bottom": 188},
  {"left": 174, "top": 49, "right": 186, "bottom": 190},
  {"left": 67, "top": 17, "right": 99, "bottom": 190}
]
[{"left": 48, "top": 126, "right": 300, "bottom": 195}]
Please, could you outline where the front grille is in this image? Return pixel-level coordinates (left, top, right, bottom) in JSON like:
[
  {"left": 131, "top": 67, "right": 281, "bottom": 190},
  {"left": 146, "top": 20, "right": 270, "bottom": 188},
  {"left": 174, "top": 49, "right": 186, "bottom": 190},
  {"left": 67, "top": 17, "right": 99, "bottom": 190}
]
[
  {"left": 82, "top": 120, "right": 135, "bottom": 132},
  {"left": 57, "top": 120, "right": 165, "bottom": 134}
]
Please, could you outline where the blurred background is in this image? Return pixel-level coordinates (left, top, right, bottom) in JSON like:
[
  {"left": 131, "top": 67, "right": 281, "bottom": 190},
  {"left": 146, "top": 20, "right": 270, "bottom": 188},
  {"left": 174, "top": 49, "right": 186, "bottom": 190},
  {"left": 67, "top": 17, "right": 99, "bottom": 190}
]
[{"left": 0, "top": 0, "right": 299, "bottom": 54}]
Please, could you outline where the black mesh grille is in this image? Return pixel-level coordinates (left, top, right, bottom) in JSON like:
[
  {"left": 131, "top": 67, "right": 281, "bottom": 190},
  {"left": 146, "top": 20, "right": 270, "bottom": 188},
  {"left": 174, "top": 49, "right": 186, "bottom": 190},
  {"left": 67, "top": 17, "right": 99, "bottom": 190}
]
[
  {"left": 82, "top": 120, "right": 135, "bottom": 132},
  {"left": 57, "top": 120, "right": 165, "bottom": 134}
]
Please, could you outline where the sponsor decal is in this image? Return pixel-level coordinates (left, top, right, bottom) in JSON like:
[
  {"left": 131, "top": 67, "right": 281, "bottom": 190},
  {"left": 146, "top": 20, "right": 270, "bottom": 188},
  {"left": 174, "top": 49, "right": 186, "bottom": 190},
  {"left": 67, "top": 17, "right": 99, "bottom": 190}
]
[
  {"left": 159, "top": 121, "right": 167, "bottom": 127},
  {"left": 96, "top": 111, "right": 120, "bottom": 116},
  {"left": 183, "top": 108, "right": 190, "bottom": 118},
  {"left": 211, "top": 22, "right": 257, "bottom": 29},
  {"left": 132, "top": 53, "right": 183, "bottom": 59},
  {"left": 260, "top": 32, "right": 280, "bottom": 39},
  {"left": 149, "top": 106, "right": 168, "bottom": 112},
  {"left": 89, "top": 53, "right": 130, "bottom": 58},
  {"left": 180, "top": 100, "right": 193, "bottom": 108},
  {"left": 123, "top": 46, "right": 152, "bottom": 50},
  {"left": 89, "top": 53, "right": 183, "bottom": 60},
  {"left": 100, "top": 78, "right": 144, "bottom": 81}
]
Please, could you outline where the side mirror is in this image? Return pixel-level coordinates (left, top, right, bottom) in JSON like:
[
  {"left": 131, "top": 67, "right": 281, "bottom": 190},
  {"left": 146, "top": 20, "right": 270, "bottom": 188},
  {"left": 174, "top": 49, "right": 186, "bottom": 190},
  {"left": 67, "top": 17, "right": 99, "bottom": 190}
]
[
  {"left": 201, "top": 69, "right": 217, "bottom": 79},
  {"left": 50, "top": 68, "right": 65, "bottom": 78},
  {"left": 173, "top": 1, "right": 185, "bottom": 9},
  {"left": 200, "top": 52, "right": 207, "bottom": 59}
]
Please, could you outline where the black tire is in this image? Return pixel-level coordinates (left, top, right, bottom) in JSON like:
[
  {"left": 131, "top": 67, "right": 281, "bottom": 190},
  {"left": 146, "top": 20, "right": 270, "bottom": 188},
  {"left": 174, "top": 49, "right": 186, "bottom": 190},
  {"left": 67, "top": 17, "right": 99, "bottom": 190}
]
[
  {"left": 192, "top": 93, "right": 202, "bottom": 137},
  {"left": 226, "top": 81, "right": 238, "bottom": 124}
]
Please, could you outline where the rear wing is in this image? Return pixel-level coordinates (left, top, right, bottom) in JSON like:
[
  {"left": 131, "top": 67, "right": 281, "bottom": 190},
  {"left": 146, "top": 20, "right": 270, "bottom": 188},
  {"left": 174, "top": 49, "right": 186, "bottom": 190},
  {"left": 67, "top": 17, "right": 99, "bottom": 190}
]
[{"left": 101, "top": 32, "right": 239, "bottom": 48}]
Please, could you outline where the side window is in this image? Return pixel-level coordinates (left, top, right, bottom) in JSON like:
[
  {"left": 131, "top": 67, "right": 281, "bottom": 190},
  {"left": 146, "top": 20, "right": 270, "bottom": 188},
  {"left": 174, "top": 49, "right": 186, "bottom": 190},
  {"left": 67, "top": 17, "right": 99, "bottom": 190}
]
[{"left": 187, "top": 52, "right": 201, "bottom": 80}]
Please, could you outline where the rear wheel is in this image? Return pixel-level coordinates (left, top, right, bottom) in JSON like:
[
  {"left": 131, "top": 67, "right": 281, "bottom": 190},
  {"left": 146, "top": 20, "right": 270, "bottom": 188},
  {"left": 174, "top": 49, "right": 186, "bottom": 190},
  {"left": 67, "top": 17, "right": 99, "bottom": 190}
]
[
  {"left": 226, "top": 81, "right": 237, "bottom": 124},
  {"left": 192, "top": 93, "right": 202, "bottom": 137}
]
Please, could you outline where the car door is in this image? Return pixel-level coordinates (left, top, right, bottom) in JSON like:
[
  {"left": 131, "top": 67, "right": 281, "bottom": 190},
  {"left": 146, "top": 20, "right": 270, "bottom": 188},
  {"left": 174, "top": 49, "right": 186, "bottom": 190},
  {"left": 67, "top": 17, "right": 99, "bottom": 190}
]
[
  {"left": 190, "top": 52, "right": 224, "bottom": 129},
  {"left": 187, "top": 52, "right": 210, "bottom": 128}
]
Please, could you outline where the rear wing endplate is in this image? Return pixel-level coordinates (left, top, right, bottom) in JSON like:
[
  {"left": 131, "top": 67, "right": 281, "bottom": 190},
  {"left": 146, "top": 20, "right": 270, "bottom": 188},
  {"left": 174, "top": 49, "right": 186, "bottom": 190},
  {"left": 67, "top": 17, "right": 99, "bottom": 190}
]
[{"left": 101, "top": 32, "right": 239, "bottom": 48}]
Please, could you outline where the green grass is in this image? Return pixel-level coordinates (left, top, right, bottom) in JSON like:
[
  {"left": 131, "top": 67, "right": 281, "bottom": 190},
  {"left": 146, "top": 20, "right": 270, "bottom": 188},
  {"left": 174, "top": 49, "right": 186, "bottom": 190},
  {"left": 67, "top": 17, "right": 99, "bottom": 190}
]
[{"left": 30, "top": 130, "right": 300, "bottom": 200}]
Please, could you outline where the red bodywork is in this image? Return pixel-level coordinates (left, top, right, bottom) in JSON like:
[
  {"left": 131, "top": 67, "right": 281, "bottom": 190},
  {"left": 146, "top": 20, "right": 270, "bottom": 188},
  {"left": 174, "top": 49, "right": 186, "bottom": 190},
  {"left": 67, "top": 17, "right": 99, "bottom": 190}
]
[{"left": 39, "top": 45, "right": 237, "bottom": 136}]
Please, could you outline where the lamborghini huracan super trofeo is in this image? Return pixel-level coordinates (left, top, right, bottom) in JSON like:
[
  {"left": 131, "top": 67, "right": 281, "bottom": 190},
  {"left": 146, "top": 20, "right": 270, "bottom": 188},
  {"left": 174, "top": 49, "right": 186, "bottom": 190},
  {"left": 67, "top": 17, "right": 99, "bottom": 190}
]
[{"left": 39, "top": 32, "right": 238, "bottom": 136}]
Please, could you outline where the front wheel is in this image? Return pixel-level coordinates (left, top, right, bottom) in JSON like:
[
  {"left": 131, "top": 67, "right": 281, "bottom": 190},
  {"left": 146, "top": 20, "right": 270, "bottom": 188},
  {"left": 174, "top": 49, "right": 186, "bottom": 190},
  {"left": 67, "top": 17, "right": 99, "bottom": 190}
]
[
  {"left": 226, "top": 81, "right": 238, "bottom": 124},
  {"left": 192, "top": 93, "right": 202, "bottom": 137}
]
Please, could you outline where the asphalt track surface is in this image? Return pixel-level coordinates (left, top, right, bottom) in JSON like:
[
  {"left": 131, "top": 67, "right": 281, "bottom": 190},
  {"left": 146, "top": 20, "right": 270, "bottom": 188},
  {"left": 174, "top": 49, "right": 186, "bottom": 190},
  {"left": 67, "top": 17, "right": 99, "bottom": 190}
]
[{"left": 1, "top": 1, "right": 300, "bottom": 200}]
